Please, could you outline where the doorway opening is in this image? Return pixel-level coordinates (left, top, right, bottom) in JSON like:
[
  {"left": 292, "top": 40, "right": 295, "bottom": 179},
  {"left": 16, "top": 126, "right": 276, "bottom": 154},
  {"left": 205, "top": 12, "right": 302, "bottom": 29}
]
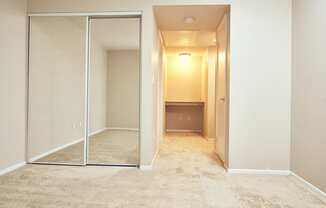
[{"left": 153, "top": 5, "right": 230, "bottom": 168}]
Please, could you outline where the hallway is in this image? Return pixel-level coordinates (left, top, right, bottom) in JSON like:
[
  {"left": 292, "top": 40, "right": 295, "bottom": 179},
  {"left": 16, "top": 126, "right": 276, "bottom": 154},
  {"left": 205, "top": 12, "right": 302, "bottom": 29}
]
[{"left": 0, "top": 133, "right": 325, "bottom": 207}]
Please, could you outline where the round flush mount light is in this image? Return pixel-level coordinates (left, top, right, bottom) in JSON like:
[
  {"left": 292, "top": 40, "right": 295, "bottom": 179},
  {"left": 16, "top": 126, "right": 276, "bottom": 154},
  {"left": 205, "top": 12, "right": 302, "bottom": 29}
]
[
  {"left": 184, "top": 16, "right": 196, "bottom": 24},
  {"left": 179, "top": 52, "right": 191, "bottom": 65},
  {"left": 179, "top": 52, "right": 191, "bottom": 57}
]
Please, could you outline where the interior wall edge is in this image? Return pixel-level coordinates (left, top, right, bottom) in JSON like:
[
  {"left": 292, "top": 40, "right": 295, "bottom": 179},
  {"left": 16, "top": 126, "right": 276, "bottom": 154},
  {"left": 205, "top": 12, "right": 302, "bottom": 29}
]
[
  {"left": 0, "top": 0, "right": 28, "bottom": 171},
  {"left": 227, "top": 169, "right": 326, "bottom": 202},
  {"left": 139, "top": 146, "right": 159, "bottom": 171},
  {"left": 291, "top": 171, "right": 326, "bottom": 203},
  {"left": 291, "top": 0, "right": 326, "bottom": 193}
]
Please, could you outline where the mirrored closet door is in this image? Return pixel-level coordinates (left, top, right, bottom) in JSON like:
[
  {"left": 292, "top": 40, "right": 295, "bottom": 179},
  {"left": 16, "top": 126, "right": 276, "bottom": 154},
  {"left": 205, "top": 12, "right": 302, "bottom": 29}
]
[
  {"left": 27, "top": 15, "right": 141, "bottom": 167},
  {"left": 88, "top": 17, "right": 140, "bottom": 166},
  {"left": 28, "top": 16, "right": 87, "bottom": 165}
]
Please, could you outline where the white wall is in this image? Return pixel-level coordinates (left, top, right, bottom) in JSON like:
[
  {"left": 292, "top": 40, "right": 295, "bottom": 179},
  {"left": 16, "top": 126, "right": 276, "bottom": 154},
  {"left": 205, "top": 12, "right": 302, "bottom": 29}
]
[
  {"left": 291, "top": 0, "right": 326, "bottom": 192},
  {"left": 0, "top": 0, "right": 27, "bottom": 172},
  {"left": 106, "top": 50, "right": 140, "bottom": 129},
  {"left": 28, "top": 0, "right": 292, "bottom": 169},
  {"left": 228, "top": 1, "right": 291, "bottom": 170}
]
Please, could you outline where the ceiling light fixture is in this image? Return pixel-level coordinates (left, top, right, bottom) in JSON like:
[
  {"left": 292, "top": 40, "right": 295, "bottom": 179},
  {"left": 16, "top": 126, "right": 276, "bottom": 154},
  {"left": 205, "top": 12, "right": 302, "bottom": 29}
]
[
  {"left": 179, "top": 52, "right": 191, "bottom": 57},
  {"left": 179, "top": 52, "right": 191, "bottom": 65},
  {"left": 184, "top": 16, "right": 196, "bottom": 24}
]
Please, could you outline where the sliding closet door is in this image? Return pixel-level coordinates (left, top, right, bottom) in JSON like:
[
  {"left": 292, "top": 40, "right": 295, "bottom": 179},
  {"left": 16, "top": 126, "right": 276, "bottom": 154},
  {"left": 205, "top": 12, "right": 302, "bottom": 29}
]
[
  {"left": 88, "top": 17, "right": 140, "bottom": 166},
  {"left": 28, "top": 16, "right": 87, "bottom": 165}
]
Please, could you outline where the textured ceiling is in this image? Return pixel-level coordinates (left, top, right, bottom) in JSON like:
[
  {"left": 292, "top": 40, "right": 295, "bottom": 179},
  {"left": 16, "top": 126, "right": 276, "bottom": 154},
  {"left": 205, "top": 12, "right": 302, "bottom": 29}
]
[{"left": 154, "top": 5, "right": 227, "bottom": 31}]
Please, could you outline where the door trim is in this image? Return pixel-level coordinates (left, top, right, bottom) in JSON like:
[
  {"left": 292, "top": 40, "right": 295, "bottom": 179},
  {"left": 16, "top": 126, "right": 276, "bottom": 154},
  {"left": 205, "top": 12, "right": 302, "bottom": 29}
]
[{"left": 28, "top": 11, "right": 142, "bottom": 17}]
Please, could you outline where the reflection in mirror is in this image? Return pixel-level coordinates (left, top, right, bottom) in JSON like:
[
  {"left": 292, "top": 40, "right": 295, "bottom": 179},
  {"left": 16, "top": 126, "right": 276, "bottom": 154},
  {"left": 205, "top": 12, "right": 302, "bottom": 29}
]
[
  {"left": 88, "top": 18, "right": 140, "bottom": 165},
  {"left": 28, "top": 16, "right": 86, "bottom": 164}
]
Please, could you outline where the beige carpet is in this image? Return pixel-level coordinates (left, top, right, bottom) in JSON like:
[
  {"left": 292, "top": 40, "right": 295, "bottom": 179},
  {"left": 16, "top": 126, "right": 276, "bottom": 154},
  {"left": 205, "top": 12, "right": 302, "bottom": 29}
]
[
  {"left": 1, "top": 133, "right": 325, "bottom": 208},
  {"left": 35, "top": 130, "right": 139, "bottom": 165}
]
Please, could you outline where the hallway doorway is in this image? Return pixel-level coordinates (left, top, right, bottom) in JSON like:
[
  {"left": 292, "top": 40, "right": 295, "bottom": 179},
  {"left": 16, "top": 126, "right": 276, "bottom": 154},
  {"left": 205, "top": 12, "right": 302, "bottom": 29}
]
[{"left": 154, "top": 5, "right": 230, "bottom": 168}]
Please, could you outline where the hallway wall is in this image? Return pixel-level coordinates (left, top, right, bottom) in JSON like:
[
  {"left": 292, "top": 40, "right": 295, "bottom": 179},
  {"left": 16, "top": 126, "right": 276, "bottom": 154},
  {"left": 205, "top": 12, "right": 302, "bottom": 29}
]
[
  {"left": 291, "top": 0, "right": 326, "bottom": 192},
  {"left": 165, "top": 55, "right": 203, "bottom": 102},
  {"left": 207, "top": 47, "right": 217, "bottom": 139},
  {"left": 27, "top": 0, "right": 292, "bottom": 170},
  {"left": 0, "top": 0, "right": 28, "bottom": 172}
]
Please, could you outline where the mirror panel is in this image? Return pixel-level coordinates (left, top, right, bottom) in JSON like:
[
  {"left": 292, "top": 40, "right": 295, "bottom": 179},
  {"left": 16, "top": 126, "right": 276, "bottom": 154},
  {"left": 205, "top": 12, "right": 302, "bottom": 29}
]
[
  {"left": 28, "top": 16, "right": 87, "bottom": 164},
  {"left": 88, "top": 18, "right": 140, "bottom": 165}
]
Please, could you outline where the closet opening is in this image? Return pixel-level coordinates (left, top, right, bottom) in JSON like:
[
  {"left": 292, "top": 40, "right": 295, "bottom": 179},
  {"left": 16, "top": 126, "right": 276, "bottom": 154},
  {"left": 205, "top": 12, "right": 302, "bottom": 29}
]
[
  {"left": 154, "top": 5, "right": 230, "bottom": 168},
  {"left": 26, "top": 13, "right": 141, "bottom": 167}
]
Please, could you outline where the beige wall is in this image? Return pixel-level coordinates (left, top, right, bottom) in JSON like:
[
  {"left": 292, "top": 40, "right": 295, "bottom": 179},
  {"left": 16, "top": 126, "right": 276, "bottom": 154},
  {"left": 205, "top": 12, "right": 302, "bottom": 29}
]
[
  {"left": 164, "top": 53, "right": 207, "bottom": 133},
  {"left": 291, "top": 0, "right": 326, "bottom": 192},
  {"left": 106, "top": 50, "right": 140, "bottom": 129},
  {"left": 89, "top": 30, "right": 108, "bottom": 133},
  {"left": 28, "top": 17, "right": 86, "bottom": 159},
  {"left": 28, "top": 0, "right": 292, "bottom": 169},
  {"left": 166, "top": 106, "right": 203, "bottom": 131},
  {"left": 207, "top": 47, "right": 217, "bottom": 139},
  {"left": 152, "top": 19, "right": 164, "bottom": 158},
  {"left": 228, "top": 1, "right": 291, "bottom": 170},
  {"left": 0, "top": 0, "right": 27, "bottom": 171},
  {"left": 165, "top": 55, "right": 203, "bottom": 102},
  {"left": 164, "top": 47, "right": 217, "bottom": 135},
  {"left": 201, "top": 50, "right": 209, "bottom": 137},
  {"left": 216, "top": 13, "right": 228, "bottom": 163}
]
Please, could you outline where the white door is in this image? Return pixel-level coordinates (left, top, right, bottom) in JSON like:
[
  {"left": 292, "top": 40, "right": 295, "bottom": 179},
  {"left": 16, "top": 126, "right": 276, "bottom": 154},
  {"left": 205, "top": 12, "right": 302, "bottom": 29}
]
[{"left": 215, "top": 14, "right": 228, "bottom": 164}]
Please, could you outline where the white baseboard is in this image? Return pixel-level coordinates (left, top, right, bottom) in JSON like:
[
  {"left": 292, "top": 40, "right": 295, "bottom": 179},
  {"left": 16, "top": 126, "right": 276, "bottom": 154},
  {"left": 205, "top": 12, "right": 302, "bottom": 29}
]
[
  {"left": 0, "top": 161, "right": 26, "bottom": 176},
  {"left": 140, "top": 149, "right": 159, "bottom": 171},
  {"left": 106, "top": 127, "right": 139, "bottom": 132},
  {"left": 89, "top": 127, "right": 108, "bottom": 137},
  {"left": 291, "top": 172, "right": 326, "bottom": 201},
  {"left": 139, "top": 164, "right": 152, "bottom": 171},
  {"left": 29, "top": 137, "right": 84, "bottom": 162},
  {"left": 228, "top": 168, "right": 291, "bottom": 175},
  {"left": 166, "top": 129, "right": 201, "bottom": 133},
  {"left": 29, "top": 127, "right": 138, "bottom": 162}
]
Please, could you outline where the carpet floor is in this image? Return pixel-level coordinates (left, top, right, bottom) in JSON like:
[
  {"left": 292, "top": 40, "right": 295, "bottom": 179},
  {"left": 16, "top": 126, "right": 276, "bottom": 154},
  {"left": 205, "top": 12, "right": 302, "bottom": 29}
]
[
  {"left": 35, "top": 130, "right": 139, "bottom": 165},
  {"left": 0, "top": 133, "right": 325, "bottom": 208}
]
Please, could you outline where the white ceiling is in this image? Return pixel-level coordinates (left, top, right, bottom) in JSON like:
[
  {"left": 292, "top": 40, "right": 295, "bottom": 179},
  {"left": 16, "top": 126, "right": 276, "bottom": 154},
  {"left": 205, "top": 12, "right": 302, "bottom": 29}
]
[
  {"left": 154, "top": 5, "right": 227, "bottom": 31},
  {"left": 90, "top": 18, "right": 140, "bottom": 50},
  {"left": 155, "top": 5, "right": 227, "bottom": 48},
  {"left": 162, "top": 31, "right": 216, "bottom": 48}
]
